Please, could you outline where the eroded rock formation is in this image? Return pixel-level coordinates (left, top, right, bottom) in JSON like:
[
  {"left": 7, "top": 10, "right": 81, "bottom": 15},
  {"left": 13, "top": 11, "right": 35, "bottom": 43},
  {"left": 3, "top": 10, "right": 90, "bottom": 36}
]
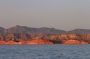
[{"left": 63, "top": 40, "right": 88, "bottom": 44}]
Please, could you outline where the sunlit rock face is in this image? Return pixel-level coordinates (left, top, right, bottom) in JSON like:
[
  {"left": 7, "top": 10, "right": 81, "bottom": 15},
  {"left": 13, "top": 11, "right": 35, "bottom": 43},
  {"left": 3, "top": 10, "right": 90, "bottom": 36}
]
[
  {"left": 0, "top": 39, "right": 53, "bottom": 44},
  {"left": 0, "top": 41, "right": 19, "bottom": 44},
  {"left": 5, "top": 41, "right": 19, "bottom": 44},
  {"left": 0, "top": 41, "right": 6, "bottom": 44},
  {"left": 18, "top": 41, "right": 31, "bottom": 44},
  {"left": 26, "top": 39, "right": 54, "bottom": 44},
  {"left": 63, "top": 40, "right": 88, "bottom": 44},
  {"left": 81, "top": 41, "right": 88, "bottom": 44}
]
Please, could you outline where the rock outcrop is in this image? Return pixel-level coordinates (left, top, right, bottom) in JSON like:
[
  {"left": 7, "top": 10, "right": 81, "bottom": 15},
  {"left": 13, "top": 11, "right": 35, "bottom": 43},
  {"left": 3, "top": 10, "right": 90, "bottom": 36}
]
[
  {"left": 0, "top": 25, "right": 89, "bottom": 44},
  {"left": 26, "top": 39, "right": 53, "bottom": 44},
  {"left": 63, "top": 40, "right": 88, "bottom": 44}
]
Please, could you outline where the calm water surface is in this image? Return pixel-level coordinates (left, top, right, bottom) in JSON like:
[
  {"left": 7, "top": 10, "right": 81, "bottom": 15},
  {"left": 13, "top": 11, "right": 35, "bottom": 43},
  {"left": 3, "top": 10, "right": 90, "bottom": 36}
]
[{"left": 0, "top": 45, "right": 90, "bottom": 59}]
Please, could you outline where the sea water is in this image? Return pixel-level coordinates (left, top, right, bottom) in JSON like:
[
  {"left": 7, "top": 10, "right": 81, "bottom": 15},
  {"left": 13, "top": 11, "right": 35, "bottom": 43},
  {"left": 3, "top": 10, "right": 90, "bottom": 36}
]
[{"left": 0, "top": 45, "right": 90, "bottom": 59}]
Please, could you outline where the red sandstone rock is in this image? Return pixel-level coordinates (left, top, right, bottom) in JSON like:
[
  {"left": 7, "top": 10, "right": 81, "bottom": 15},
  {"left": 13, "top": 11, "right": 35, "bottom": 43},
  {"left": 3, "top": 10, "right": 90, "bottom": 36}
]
[
  {"left": 0, "top": 41, "right": 6, "bottom": 44},
  {"left": 0, "top": 41, "right": 19, "bottom": 44},
  {"left": 63, "top": 40, "right": 88, "bottom": 44},
  {"left": 27, "top": 39, "right": 53, "bottom": 44},
  {"left": 5, "top": 41, "right": 19, "bottom": 44},
  {"left": 81, "top": 41, "right": 88, "bottom": 44}
]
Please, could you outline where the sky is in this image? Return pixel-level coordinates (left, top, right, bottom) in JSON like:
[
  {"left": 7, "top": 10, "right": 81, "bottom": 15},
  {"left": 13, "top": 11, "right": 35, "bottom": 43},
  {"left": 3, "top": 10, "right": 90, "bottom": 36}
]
[{"left": 0, "top": 0, "right": 90, "bottom": 30}]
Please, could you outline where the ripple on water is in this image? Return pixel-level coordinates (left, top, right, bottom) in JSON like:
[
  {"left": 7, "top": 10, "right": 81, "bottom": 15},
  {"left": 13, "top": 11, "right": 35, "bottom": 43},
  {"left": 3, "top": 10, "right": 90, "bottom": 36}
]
[{"left": 0, "top": 45, "right": 90, "bottom": 59}]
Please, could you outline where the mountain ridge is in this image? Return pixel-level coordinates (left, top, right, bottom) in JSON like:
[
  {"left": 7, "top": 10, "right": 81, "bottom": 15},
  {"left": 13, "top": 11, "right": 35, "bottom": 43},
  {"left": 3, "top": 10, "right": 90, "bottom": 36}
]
[{"left": 0, "top": 25, "right": 90, "bottom": 34}]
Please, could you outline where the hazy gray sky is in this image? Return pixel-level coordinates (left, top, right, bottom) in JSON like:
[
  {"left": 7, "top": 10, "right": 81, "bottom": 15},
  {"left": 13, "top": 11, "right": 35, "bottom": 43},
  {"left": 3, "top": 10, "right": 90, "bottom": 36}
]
[{"left": 0, "top": 0, "right": 90, "bottom": 30}]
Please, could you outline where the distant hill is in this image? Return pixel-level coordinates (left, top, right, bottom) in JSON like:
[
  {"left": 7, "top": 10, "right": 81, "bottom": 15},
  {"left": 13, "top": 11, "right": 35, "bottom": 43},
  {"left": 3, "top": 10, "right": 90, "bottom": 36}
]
[
  {"left": 7, "top": 25, "right": 31, "bottom": 34},
  {"left": 6, "top": 25, "right": 66, "bottom": 35},
  {"left": 68, "top": 29, "right": 90, "bottom": 34},
  {"left": 0, "top": 25, "right": 90, "bottom": 34},
  {"left": 0, "top": 27, "right": 6, "bottom": 34}
]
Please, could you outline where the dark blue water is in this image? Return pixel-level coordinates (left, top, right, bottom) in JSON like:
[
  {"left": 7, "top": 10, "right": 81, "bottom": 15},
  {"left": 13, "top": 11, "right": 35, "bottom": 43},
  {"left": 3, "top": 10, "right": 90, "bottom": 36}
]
[{"left": 0, "top": 45, "right": 90, "bottom": 59}]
